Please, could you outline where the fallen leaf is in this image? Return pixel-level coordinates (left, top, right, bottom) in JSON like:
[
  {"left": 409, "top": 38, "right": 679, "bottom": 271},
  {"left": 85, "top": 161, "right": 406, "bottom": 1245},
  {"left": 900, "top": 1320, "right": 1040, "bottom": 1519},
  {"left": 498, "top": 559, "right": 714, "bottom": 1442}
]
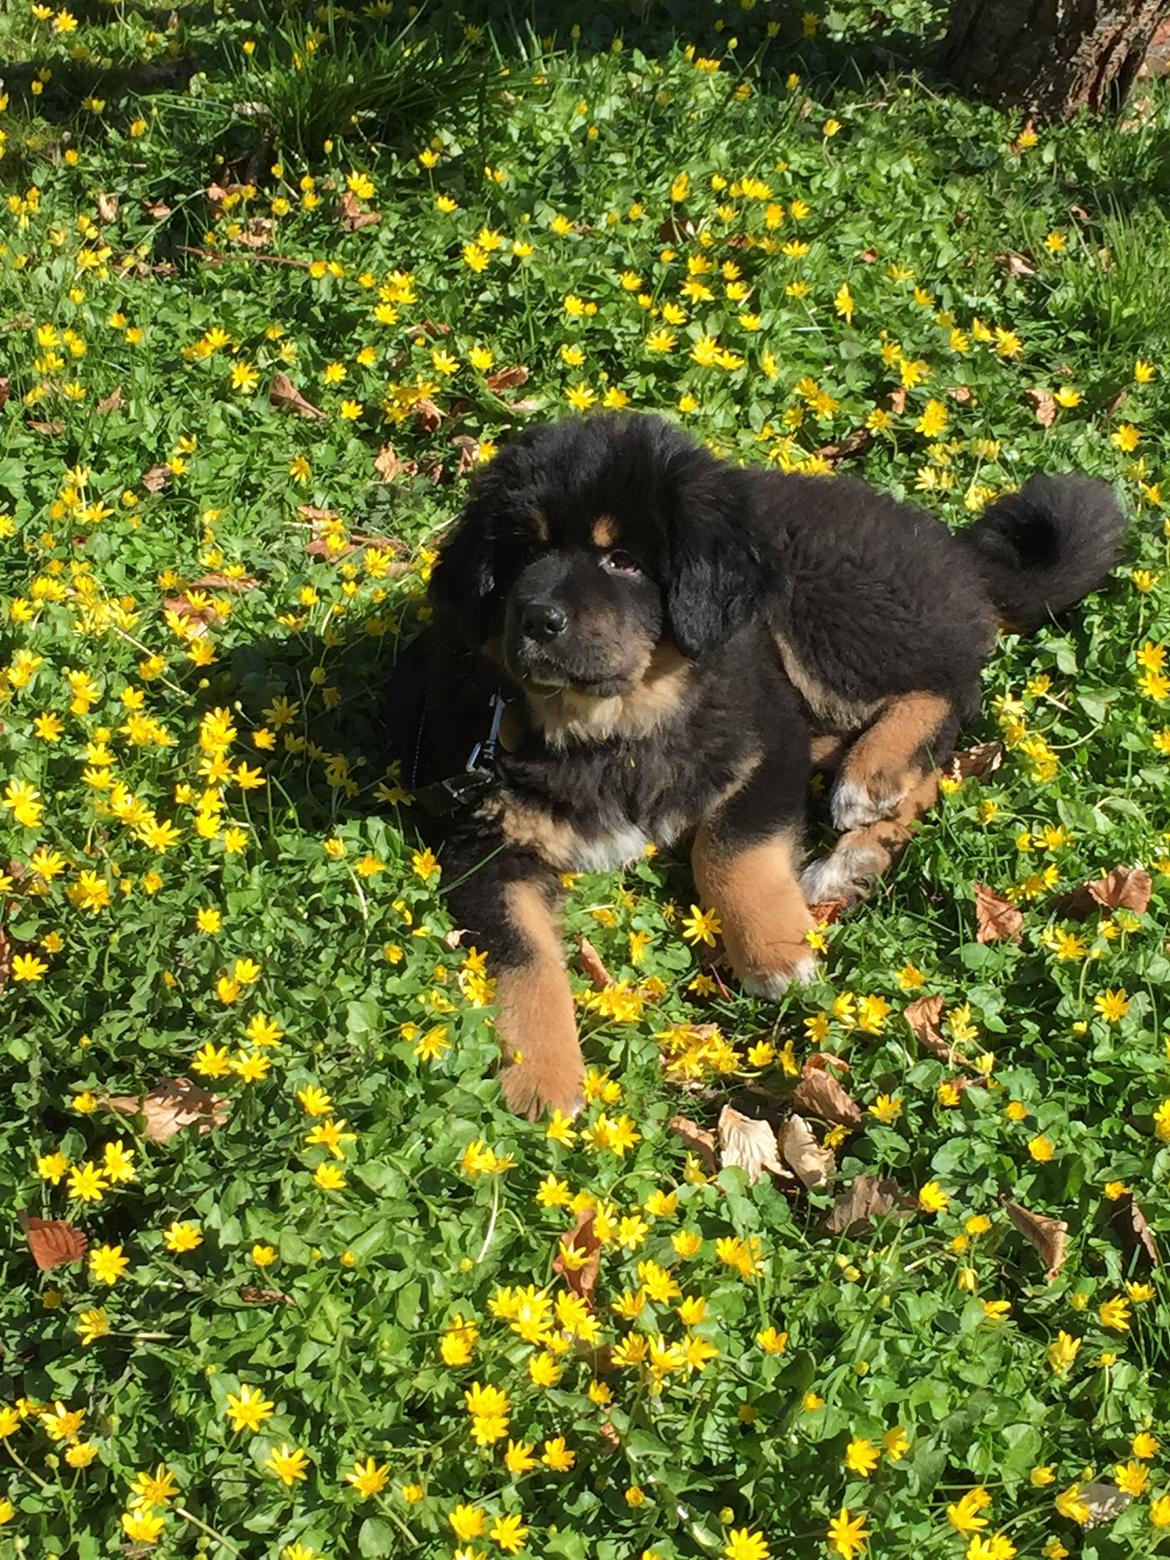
[
  {"left": 1080, "top": 1483, "right": 1130, "bottom": 1527},
  {"left": 100, "top": 1076, "right": 229, "bottom": 1142},
  {"left": 0, "top": 376, "right": 10, "bottom": 411},
  {"left": 23, "top": 1215, "right": 88, "bottom": 1271},
  {"left": 1004, "top": 1199, "right": 1069, "bottom": 1278},
  {"left": 825, "top": 1175, "right": 913, "bottom": 1235},
  {"left": 945, "top": 741, "right": 1004, "bottom": 782},
  {"left": 888, "top": 386, "right": 907, "bottom": 415},
  {"left": 163, "top": 596, "right": 215, "bottom": 635},
  {"left": 903, "top": 993, "right": 953, "bottom": 1061},
  {"left": 718, "top": 1105, "right": 787, "bottom": 1185},
  {"left": 143, "top": 198, "right": 172, "bottom": 220},
  {"left": 577, "top": 937, "right": 613, "bottom": 991},
  {"left": 190, "top": 572, "right": 258, "bottom": 594},
  {"left": 791, "top": 1069, "right": 862, "bottom": 1129},
  {"left": 669, "top": 1114, "right": 718, "bottom": 1173},
  {"left": 814, "top": 427, "right": 874, "bottom": 465},
  {"left": 552, "top": 1207, "right": 601, "bottom": 1304},
  {"left": 859, "top": 247, "right": 879, "bottom": 262},
  {"left": 779, "top": 1114, "right": 834, "bottom": 1188},
  {"left": 807, "top": 897, "right": 848, "bottom": 925},
  {"left": 995, "top": 250, "right": 1036, "bottom": 277},
  {"left": 297, "top": 504, "right": 342, "bottom": 522},
  {"left": 1024, "top": 387, "right": 1057, "bottom": 427},
  {"left": 26, "top": 420, "right": 66, "bottom": 435},
  {"left": 374, "top": 445, "right": 405, "bottom": 482},
  {"left": 97, "top": 192, "right": 119, "bottom": 223},
  {"left": 1055, "top": 865, "right": 1153, "bottom": 920},
  {"left": 270, "top": 372, "right": 325, "bottom": 420},
  {"left": 1103, "top": 387, "right": 1127, "bottom": 416},
  {"left": 413, "top": 397, "right": 443, "bottom": 432},
  {"left": 449, "top": 433, "right": 480, "bottom": 478},
  {"left": 337, "top": 190, "right": 380, "bottom": 230},
  {"left": 0, "top": 928, "right": 9, "bottom": 994},
  {"left": 141, "top": 465, "right": 170, "bottom": 493},
  {"left": 973, "top": 882, "right": 1024, "bottom": 944},
  {"left": 239, "top": 1286, "right": 297, "bottom": 1307},
  {"left": 1088, "top": 865, "right": 1152, "bottom": 915},
  {"left": 485, "top": 365, "right": 530, "bottom": 393},
  {"left": 946, "top": 384, "right": 973, "bottom": 403},
  {"left": 803, "top": 1052, "right": 850, "bottom": 1074},
  {"left": 96, "top": 386, "right": 124, "bottom": 415},
  {"left": 1109, "top": 1193, "right": 1160, "bottom": 1268}
]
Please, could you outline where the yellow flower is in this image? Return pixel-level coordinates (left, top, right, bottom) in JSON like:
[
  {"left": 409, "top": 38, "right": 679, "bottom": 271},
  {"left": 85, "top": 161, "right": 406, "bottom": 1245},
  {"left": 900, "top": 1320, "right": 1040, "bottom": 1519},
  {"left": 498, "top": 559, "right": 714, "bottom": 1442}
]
[
  {"left": 163, "top": 1221, "right": 203, "bottom": 1253},
  {"left": 489, "top": 1513, "right": 528, "bottom": 1553},
  {"left": 844, "top": 1437, "right": 880, "bottom": 1477},
  {"left": 542, "top": 1436, "right": 575, "bottom": 1471},
  {"left": 827, "top": 1507, "right": 870, "bottom": 1559},
  {"left": 724, "top": 1529, "right": 769, "bottom": 1560},
  {"left": 89, "top": 1243, "right": 129, "bottom": 1285},
  {"left": 681, "top": 904, "right": 722, "bottom": 945},
  {"left": 918, "top": 1181, "right": 949, "bottom": 1213},
  {"left": 1046, "top": 1331, "right": 1080, "bottom": 1374},
  {"left": 947, "top": 1487, "right": 991, "bottom": 1534},
  {"left": 449, "top": 1504, "right": 486, "bottom": 1540},
  {"left": 122, "top": 1508, "right": 166, "bottom": 1543},
  {"left": 346, "top": 1456, "right": 391, "bottom": 1498},
  {"left": 77, "top": 1308, "right": 109, "bottom": 1346},
  {"left": 265, "top": 1444, "right": 309, "bottom": 1486},
  {"left": 1098, "top": 1295, "right": 1131, "bottom": 1331},
  {"left": 225, "top": 1383, "right": 275, "bottom": 1432}
]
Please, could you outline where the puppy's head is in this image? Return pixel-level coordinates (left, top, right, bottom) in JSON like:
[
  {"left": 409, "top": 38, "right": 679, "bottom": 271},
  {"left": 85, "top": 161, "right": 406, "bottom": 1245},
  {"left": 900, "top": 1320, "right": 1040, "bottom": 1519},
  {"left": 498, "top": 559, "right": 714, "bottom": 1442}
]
[{"left": 429, "top": 413, "right": 762, "bottom": 700}]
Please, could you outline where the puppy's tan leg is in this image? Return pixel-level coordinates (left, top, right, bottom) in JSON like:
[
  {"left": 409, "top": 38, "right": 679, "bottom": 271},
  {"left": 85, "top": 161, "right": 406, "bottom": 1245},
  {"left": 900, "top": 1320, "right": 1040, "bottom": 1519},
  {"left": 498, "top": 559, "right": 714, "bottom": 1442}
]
[
  {"left": 493, "top": 880, "right": 585, "bottom": 1121},
  {"left": 802, "top": 772, "right": 939, "bottom": 907},
  {"left": 694, "top": 825, "right": 817, "bottom": 998},
  {"left": 830, "top": 691, "right": 955, "bottom": 832}
]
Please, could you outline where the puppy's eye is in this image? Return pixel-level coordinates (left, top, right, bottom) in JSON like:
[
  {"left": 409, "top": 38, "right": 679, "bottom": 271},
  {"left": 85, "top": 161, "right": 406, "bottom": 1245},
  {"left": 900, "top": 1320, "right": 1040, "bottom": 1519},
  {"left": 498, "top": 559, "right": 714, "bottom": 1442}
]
[{"left": 600, "top": 550, "right": 641, "bottom": 576}]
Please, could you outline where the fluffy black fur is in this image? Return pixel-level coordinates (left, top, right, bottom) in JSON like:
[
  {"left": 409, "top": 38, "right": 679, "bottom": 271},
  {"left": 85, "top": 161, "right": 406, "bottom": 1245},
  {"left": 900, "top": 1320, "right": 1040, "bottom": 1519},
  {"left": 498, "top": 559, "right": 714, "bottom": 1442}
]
[{"left": 390, "top": 412, "right": 1125, "bottom": 1118}]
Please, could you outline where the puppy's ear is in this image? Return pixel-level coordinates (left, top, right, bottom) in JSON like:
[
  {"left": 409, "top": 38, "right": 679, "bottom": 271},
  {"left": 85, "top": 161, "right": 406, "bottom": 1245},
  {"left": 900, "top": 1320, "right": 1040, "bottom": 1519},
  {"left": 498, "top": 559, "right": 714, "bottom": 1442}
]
[
  {"left": 666, "top": 475, "right": 763, "bottom": 661},
  {"left": 428, "top": 494, "right": 497, "bottom": 643}
]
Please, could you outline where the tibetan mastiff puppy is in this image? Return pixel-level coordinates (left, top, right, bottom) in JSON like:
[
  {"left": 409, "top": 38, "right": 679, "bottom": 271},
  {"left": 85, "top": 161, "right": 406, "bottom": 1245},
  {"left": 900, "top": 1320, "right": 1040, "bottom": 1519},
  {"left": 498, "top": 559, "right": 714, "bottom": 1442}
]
[{"left": 389, "top": 413, "right": 1124, "bottom": 1118}]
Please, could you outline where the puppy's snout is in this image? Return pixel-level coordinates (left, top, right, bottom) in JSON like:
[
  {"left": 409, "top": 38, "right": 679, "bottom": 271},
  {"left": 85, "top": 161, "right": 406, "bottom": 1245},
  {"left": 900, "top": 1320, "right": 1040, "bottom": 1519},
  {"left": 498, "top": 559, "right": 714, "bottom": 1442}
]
[{"left": 521, "top": 601, "right": 569, "bottom": 642}]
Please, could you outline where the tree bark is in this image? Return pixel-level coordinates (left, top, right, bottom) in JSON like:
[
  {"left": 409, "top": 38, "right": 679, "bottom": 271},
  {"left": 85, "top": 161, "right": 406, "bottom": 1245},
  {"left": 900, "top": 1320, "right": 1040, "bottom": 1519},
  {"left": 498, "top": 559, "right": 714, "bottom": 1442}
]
[{"left": 939, "top": 0, "right": 1170, "bottom": 121}]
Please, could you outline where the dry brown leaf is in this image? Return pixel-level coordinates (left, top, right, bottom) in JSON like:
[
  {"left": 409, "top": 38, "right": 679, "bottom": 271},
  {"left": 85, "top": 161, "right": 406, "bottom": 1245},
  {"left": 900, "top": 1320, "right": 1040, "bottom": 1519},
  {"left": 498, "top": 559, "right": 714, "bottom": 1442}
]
[
  {"left": 0, "top": 376, "right": 8, "bottom": 412},
  {"left": 485, "top": 365, "right": 530, "bottom": 393},
  {"left": 888, "top": 386, "right": 907, "bottom": 415},
  {"left": 143, "top": 198, "right": 172, "bottom": 220},
  {"left": 97, "top": 192, "right": 119, "bottom": 223},
  {"left": 142, "top": 465, "right": 170, "bottom": 493},
  {"left": 374, "top": 445, "right": 405, "bottom": 482},
  {"left": 946, "top": 384, "right": 973, "bottom": 404},
  {"left": 100, "top": 1076, "right": 229, "bottom": 1142},
  {"left": 190, "top": 572, "right": 258, "bottom": 594},
  {"left": 803, "top": 1052, "right": 850, "bottom": 1074},
  {"left": 669, "top": 1114, "right": 718, "bottom": 1173},
  {"left": 825, "top": 1175, "right": 913, "bottom": 1235},
  {"left": 791, "top": 1069, "right": 862, "bottom": 1129},
  {"left": 1109, "top": 1193, "right": 1160, "bottom": 1268},
  {"left": 779, "top": 1114, "right": 834, "bottom": 1188},
  {"left": 413, "top": 397, "right": 443, "bottom": 432},
  {"left": 449, "top": 434, "right": 480, "bottom": 478},
  {"left": 577, "top": 937, "right": 613, "bottom": 991},
  {"left": 945, "top": 741, "right": 1004, "bottom": 782},
  {"left": 23, "top": 1215, "right": 88, "bottom": 1271},
  {"left": 163, "top": 596, "right": 215, "bottom": 635},
  {"left": 807, "top": 897, "right": 848, "bottom": 925},
  {"left": 0, "top": 928, "right": 9, "bottom": 994},
  {"left": 553, "top": 1207, "right": 601, "bottom": 1305},
  {"left": 297, "top": 503, "right": 342, "bottom": 522},
  {"left": 1080, "top": 1483, "right": 1131, "bottom": 1528},
  {"left": 96, "top": 386, "right": 124, "bottom": 415},
  {"left": 1055, "top": 865, "right": 1153, "bottom": 920},
  {"left": 271, "top": 372, "right": 325, "bottom": 420},
  {"left": 995, "top": 250, "right": 1037, "bottom": 277},
  {"left": 718, "top": 1106, "right": 787, "bottom": 1185},
  {"left": 974, "top": 882, "right": 1024, "bottom": 944},
  {"left": 1089, "top": 866, "right": 1152, "bottom": 914},
  {"left": 1004, "top": 1199, "right": 1069, "bottom": 1278},
  {"left": 239, "top": 1286, "right": 296, "bottom": 1307},
  {"left": 814, "top": 427, "right": 874, "bottom": 465},
  {"left": 337, "top": 190, "right": 380, "bottom": 230},
  {"left": 859, "top": 247, "right": 879, "bottom": 262},
  {"left": 1024, "top": 387, "right": 1057, "bottom": 427},
  {"left": 27, "top": 420, "right": 66, "bottom": 435},
  {"left": 903, "top": 993, "right": 954, "bottom": 1061}
]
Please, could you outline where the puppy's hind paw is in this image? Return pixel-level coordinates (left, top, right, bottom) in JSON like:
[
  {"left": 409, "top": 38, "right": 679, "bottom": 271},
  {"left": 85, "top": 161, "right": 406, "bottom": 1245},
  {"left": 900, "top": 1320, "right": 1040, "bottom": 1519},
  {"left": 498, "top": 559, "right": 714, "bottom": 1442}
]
[{"left": 800, "top": 845, "right": 884, "bottom": 909}]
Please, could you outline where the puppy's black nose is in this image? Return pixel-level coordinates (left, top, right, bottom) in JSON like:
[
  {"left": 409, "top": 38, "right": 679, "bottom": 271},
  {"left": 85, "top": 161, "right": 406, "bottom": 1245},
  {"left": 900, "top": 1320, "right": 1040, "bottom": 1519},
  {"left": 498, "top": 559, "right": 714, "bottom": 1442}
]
[{"left": 521, "top": 601, "right": 568, "bottom": 641}]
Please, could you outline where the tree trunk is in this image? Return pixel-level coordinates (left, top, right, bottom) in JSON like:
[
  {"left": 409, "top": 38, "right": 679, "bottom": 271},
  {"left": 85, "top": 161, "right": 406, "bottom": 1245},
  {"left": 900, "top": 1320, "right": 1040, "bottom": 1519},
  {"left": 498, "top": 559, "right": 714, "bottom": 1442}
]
[{"left": 939, "top": 0, "right": 1170, "bottom": 121}]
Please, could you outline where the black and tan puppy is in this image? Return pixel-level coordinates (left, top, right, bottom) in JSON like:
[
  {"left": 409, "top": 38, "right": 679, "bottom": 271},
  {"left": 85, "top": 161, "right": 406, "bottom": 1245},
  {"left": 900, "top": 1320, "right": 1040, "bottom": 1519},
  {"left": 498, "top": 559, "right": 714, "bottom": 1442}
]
[{"left": 389, "top": 413, "right": 1124, "bottom": 1118}]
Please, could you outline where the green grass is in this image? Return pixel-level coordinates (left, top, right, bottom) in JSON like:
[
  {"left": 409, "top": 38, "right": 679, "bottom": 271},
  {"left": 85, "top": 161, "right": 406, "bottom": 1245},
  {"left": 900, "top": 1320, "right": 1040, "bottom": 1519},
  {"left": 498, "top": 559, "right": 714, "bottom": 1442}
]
[{"left": 0, "top": 2, "right": 1168, "bottom": 1557}]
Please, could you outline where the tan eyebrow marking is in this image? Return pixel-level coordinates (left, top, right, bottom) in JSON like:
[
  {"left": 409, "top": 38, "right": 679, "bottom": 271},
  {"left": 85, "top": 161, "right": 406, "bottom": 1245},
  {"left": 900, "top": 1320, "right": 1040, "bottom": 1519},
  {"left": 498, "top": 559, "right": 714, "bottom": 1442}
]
[{"left": 591, "top": 514, "right": 619, "bottom": 548}]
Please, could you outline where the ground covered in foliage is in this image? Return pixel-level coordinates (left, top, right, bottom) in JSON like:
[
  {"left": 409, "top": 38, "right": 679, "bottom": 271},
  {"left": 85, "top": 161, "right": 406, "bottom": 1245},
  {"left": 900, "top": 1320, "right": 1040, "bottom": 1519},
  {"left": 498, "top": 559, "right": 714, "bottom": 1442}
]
[{"left": 1, "top": 1, "right": 1169, "bottom": 1556}]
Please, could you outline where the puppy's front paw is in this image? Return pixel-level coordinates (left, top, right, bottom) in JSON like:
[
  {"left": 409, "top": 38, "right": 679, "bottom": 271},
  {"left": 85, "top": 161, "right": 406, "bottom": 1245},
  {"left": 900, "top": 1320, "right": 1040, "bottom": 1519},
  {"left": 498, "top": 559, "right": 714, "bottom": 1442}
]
[
  {"left": 739, "top": 952, "right": 818, "bottom": 1001},
  {"left": 800, "top": 842, "right": 885, "bottom": 908},
  {"left": 830, "top": 774, "right": 902, "bottom": 832},
  {"left": 499, "top": 1049, "right": 585, "bottom": 1122}
]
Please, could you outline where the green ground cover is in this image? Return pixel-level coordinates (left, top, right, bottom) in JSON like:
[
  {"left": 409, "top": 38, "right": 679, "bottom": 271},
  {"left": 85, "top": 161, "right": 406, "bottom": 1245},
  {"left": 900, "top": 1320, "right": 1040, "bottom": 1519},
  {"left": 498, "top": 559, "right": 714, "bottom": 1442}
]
[{"left": 0, "top": 2, "right": 1168, "bottom": 1556}]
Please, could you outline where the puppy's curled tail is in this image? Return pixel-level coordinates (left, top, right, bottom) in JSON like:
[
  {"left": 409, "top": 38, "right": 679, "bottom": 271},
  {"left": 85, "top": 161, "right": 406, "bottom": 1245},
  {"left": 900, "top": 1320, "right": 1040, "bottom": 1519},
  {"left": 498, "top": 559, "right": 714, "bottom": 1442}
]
[{"left": 961, "top": 474, "right": 1126, "bottom": 634}]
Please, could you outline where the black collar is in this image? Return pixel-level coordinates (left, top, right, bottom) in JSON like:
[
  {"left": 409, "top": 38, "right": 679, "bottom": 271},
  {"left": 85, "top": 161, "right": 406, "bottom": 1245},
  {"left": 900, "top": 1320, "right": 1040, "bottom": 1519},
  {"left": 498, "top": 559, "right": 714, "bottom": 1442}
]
[{"left": 412, "top": 689, "right": 509, "bottom": 817}]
